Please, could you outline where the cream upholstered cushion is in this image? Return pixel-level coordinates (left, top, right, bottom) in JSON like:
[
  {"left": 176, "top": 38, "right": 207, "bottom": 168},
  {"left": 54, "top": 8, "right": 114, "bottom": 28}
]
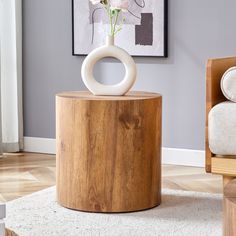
[
  {"left": 221, "top": 67, "right": 236, "bottom": 102},
  {"left": 209, "top": 101, "right": 236, "bottom": 155}
]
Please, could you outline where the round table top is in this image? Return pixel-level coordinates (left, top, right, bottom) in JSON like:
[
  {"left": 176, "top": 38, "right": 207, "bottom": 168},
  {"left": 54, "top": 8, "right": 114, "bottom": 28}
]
[{"left": 56, "top": 91, "right": 162, "bottom": 101}]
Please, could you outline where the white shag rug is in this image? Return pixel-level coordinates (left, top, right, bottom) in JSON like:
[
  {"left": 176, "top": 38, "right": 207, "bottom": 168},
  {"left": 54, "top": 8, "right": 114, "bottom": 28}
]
[{"left": 5, "top": 187, "right": 222, "bottom": 236}]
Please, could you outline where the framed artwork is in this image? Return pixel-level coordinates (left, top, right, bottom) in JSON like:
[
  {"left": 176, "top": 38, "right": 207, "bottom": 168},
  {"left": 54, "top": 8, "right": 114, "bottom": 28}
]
[{"left": 72, "top": 0, "right": 168, "bottom": 57}]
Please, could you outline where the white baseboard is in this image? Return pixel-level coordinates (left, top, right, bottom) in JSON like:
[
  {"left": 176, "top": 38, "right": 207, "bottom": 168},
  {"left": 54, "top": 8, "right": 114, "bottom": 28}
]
[
  {"left": 162, "top": 148, "right": 205, "bottom": 167},
  {"left": 23, "top": 137, "right": 205, "bottom": 167},
  {"left": 24, "top": 137, "right": 56, "bottom": 154}
]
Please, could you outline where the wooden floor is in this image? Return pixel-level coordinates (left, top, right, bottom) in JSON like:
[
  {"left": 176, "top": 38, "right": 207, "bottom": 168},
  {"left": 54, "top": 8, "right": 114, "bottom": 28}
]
[{"left": 0, "top": 153, "right": 222, "bottom": 202}]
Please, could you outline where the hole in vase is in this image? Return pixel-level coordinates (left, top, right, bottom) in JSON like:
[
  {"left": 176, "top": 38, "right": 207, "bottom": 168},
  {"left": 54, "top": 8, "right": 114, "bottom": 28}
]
[{"left": 93, "top": 57, "right": 125, "bottom": 85}]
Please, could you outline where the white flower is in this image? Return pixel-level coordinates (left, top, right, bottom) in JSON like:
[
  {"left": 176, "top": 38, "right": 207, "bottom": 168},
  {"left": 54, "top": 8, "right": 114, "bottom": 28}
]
[
  {"left": 90, "top": 0, "right": 101, "bottom": 5},
  {"left": 88, "top": 0, "right": 126, "bottom": 36},
  {"left": 110, "top": 0, "right": 128, "bottom": 12}
]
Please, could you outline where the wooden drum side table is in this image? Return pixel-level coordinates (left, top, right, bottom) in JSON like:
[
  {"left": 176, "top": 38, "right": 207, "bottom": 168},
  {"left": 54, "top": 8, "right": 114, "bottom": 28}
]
[{"left": 56, "top": 91, "right": 162, "bottom": 213}]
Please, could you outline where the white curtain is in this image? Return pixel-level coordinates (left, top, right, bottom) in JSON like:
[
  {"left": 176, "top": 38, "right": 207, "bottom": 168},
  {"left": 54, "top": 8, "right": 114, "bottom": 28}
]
[{"left": 0, "top": 0, "right": 23, "bottom": 153}]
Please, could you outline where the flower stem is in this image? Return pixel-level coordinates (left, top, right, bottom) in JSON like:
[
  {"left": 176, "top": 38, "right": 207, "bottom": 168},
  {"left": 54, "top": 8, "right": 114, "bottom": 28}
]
[
  {"left": 114, "top": 17, "right": 125, "bottom": 35},
  {"left": 112, "top": 10, "right": 119, "bottom": 36},
  {"left": 102, "top": 4, "right": 123, "bottom": 36},
  {"left": 103, "top": 5, "right": 112, "bottom": 36},
  {"left": 109, "top": 13, "right": 113, "bottom": 35}
]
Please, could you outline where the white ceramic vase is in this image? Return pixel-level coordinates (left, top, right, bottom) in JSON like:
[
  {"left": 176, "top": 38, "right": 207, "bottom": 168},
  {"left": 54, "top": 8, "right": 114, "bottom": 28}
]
[{"left": 81, "top": 36, "right": 137, "bottom": 96}]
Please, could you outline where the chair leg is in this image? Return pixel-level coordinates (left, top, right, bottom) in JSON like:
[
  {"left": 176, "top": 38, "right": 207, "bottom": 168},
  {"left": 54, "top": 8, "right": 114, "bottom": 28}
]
[
  {"left": 223, "top": 177, "right": 236, "bottom": 236},
  {"left": 223, "top": 176, "right": 235, "bottom": 187}
]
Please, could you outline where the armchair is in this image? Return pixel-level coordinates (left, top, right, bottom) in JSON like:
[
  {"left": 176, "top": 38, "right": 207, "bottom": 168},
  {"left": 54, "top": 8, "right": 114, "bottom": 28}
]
[
  {"left": 206, "top": 56, "right": 236, "bottom": 180},
  {"left": 206, "top": 56, "right": 236, "bottom": 236}
]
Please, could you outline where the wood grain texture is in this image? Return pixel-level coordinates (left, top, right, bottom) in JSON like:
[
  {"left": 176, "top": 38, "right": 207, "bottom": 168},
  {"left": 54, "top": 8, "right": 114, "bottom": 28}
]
[
  {"left": 5, "top": 229, "right": 18, "bottom": 236},
  {"left": 0, "top": 153, "right": 222, "bottom": 203},
  {"left": 56, "top": 91, "right": 162, "bottom": 212},
  {"left": 212, "top": 157, "right": 236, "bottom": 177},
  {"left": 223, "top": 176, "right": 235, "bottom": 187},
  {"left": 224, "top": 179, "right": 236, "bottom": 236},
  {"left": 206, "top": 57, "right": 236, "bottom": 173},
  {"left": 0, "top": 153, "right": 55, "bottom": 202},
  {"left": 57, "top": 91, "right": 160, "bottom": 100}
]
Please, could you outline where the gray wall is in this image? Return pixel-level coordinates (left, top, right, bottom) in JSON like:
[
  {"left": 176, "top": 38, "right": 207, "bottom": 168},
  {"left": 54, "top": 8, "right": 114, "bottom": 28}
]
[{"left": 23, "top": 0, "right": 236, "bottom": 150}]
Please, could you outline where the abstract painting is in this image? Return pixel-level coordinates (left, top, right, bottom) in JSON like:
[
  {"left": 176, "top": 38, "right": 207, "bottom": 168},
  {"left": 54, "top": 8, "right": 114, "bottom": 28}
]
[{"left": 72, "top": 0, "right": 168, "bottom": 57}]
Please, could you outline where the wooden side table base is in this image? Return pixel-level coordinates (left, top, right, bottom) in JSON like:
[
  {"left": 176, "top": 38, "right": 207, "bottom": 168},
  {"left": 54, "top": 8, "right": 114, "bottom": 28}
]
[{"left": 56, "top": 91, "right": 162, "bottom": 213}]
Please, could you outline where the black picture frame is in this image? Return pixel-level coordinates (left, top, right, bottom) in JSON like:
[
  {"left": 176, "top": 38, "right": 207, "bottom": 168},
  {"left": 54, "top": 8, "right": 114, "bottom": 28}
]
[{"left": 72, "top": 0, "right": 168, "bottom": 58}]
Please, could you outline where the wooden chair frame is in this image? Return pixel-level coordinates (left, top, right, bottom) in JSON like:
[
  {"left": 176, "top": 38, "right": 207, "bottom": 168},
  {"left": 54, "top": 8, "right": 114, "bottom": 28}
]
[{"left": 206, "top": 56, "right": 236, "bottom": 178}]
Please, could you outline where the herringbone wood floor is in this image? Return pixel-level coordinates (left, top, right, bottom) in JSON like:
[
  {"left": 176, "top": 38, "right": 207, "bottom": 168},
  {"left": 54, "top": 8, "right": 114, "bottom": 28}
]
[{"left": 0, "top": 153, "right": 222, "bottom": 202}]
